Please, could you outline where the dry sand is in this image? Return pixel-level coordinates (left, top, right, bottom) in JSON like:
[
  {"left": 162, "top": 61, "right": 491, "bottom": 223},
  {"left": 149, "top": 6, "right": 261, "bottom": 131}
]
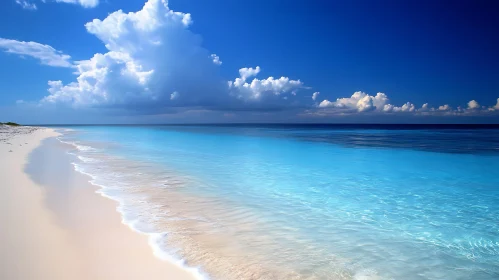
[{"left": 0, "top": 126, "right": 199, "bottom": 280}]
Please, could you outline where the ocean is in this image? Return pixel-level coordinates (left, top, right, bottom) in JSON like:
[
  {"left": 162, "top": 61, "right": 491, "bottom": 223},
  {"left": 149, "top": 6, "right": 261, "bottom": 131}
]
[{"left": 54, "top": 124, "right": 499, "bottom": 280}]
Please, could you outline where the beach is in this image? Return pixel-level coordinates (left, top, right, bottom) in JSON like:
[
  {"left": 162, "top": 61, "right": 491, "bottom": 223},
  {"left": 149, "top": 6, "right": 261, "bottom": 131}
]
[
  {"left": 49, "top": 124, "right": 499, "bottom": 280},
  {"left": 0, "top": 125, "right": 199, "bottom": 280},
  {"left": 1, "top": 124, "right": 498, "bottom": 280}
]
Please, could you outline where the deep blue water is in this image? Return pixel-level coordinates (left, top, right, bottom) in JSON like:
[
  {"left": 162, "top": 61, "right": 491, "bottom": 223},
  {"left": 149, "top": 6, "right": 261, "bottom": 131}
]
[{"left": 56, "top": 125, "right": 499, "bottom": 280}]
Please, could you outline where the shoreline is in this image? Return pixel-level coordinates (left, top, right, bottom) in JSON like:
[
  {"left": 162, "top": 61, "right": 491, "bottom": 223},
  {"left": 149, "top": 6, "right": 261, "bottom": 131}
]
[
  {"left": 0, "top": 126, "right": 200, "bottom": 280},
  {"left": 51, "top": 136, "right": 208, "bottom": 280},
  {"left": 2, "top": 125, "right": 498, "bottom": 279},
  {"left": 52, "top": 127, "right": 326, "bottom": 280}
]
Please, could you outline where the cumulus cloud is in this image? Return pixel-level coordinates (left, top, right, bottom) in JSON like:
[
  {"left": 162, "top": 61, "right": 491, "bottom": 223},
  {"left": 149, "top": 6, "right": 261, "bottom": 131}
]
[
  {"left": 15, "top": 0, "right": 37, "bottom": 10},
  {"left": 377, "top": 102, "right": 416, "bottom": 113},
  {"left": 238, "top": 66, "right": 261, "bottom": 81},
  {"left": 210, "top": 54, "right": 222, "bottom": 65},
  {"left": 0, "top": 0, "right": 306, "bottom": 112},
  {"left": 228, "top": 66, "right": 303, "bottom": 100},
  {"left": 438, "top": 104, "right": 451, "bottom": 111},
  {"left": 55, "top": 0, "right": 99, "bottom": 8},
  {"left": 318, "top": 99, "right": 333, "bottom": 108},
  {"left": 382, "top": 104, "right": 394, "bottom": 112},
  {"left": 5, "top": 0, "right": 497, "bottom": 119},
  {"left": 420, "top": 103, "right": 430, "bottom": 111},
  {"left": 467, "top": 100, "right": 480, "bottom": 110},
  {"left": 314, "top": 91, "right": 499, "bottom": 117},
  {"left": 0, "top": 38, "right": 72, "bottom": 67},
  {"left": 318, "top": 91, "right": 389, "bottom": 112},
  {"left": 42, "top": 0, "right": 229, "bottom": 108},
  {"left": 392, "top": 102, "right": 415, "bottom": 112}
]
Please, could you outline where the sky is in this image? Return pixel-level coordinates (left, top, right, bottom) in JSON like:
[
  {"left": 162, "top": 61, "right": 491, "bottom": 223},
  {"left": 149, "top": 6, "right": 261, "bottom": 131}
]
[{"left": 0, "top": 0, "right": 498, "bottom": 124}]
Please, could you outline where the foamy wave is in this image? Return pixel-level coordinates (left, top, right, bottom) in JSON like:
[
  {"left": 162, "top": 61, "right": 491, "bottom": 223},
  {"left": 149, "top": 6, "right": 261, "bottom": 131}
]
[
  {"left": 71, "top": 163, "right": 98, "bottom": 180},
  {"left": 77, "top": 156, "right": 100, "bottom": 163},
  {"left": 76, "top": 145, "right": 95, "bottom": 151},
  {"left": 96, "top": 185, "right": 209, "bottom": 280},
  {"left": 149, "top": 233, "right": 208, "bottom": 279},
  {"left": 69, "top": 161, "right": 209, "bottom": 280},
  {"left": 57, "top": 137, "right": 97, "bottom": 152},
  {"left": 353, "top": 269, "right": 381, "bottom": 280}
]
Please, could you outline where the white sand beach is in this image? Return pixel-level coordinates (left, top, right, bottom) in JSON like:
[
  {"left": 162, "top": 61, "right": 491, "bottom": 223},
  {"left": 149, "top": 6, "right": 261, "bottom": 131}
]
[{"left": 0, "top": 125, "right": 198, "bottom": 280}]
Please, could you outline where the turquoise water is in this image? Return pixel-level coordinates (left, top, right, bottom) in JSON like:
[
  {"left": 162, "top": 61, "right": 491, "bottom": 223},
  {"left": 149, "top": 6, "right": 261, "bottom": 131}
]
[{"left": 57, "top": 125, "right": 499, "bottom": 280}]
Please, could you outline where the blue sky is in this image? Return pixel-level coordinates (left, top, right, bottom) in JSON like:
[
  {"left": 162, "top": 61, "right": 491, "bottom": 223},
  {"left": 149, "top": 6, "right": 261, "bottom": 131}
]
[{"left": 0, "top": 0, "right": 498, "bottom": 124}]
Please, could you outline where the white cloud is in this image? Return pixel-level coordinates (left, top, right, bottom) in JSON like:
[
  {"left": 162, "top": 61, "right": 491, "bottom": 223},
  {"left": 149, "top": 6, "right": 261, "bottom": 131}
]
[
  {"left": 229, "top": 66, "right": 303, "bottom": 100},
  {"left": 318, "top": 100, "right": 333, "bottom": 108},
  {"left": 210, "top": 54, "right": 222, "bottom": 65},
  {"left": 392, "top": 102, "right": 415, "bottom": 112},
  {"left": 42, "top": 0, "right": 227, "bottom": 107},
  {"left": 9, "top": 0, "right": 305, "bottom": 111},
  {"left": 420, "top": 103, "right": 430, "bottom": 111},
  {"left": 15, "top": 0, "right": 37, "bottom": 10},
  {"left": 7, "top": 0, "right": 496, "bottom": 118},
  {"left": 0, "top": 38, "right": 72, "bottom": 67},
  {"left": 382, "top": 104, "right": 394, "bottom": 112},
  {"left": 417, "top": 99, "right": 499, "bottom": 115},
  {"left": 356, "top": 94, "right": 375, "bottom": 112},
  {"left": 239, "top": 66, "right": 261, "bottom": 81},
  {"left": 318, "top": 91, "right": 389, "bottom": 112},
  {"left": 55, "top": 0, "right": 99, "bottom": 8},
  {"left": 379, "top": 101, "right": 416, "bottom": 113},
  {"left": 467, "top": 100, "right": 480, "bottom": 110},
  {"left": 314, "top": 91, "right": 499, "bottom": 116},
  {"left": 16, "top": 100, "right": 25, "bottom": 104},
  {"left": 438, "top": 104, "right": 451, "bottom": 111}
]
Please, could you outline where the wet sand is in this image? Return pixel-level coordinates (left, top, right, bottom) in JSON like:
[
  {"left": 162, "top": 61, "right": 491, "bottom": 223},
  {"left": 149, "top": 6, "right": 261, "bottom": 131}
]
[{"left": 0, "top": 126, "right": 199, "bottom": 280}]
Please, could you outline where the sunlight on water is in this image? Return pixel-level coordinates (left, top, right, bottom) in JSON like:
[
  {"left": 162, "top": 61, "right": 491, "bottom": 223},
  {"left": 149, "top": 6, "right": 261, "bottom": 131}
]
[{"left": 57, "top": 125, "right": 499, "bottom": 280}]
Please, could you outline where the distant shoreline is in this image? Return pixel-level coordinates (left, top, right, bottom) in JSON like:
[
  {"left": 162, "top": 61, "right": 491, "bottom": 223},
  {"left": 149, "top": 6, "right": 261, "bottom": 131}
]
[{"left": 21, "top": 123, "right": 499, "bottom": 129}]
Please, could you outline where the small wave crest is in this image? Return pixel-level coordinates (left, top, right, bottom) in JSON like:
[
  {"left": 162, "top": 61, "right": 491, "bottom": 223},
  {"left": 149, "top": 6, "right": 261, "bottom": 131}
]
[
  {"left": 91, "top": 177, "right": 209, "bottom": 280},
  {"left": 57, "top": 138, "right": 97, "bottom": 152},
  {"left": 56, "top": 134, "right": 209, "bottom": 280}
]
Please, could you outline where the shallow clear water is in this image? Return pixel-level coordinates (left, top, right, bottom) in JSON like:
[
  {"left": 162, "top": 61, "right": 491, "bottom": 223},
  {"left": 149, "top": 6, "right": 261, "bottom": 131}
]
[{"left": 56, "top": 125, "right": 499, "bottom": 280}]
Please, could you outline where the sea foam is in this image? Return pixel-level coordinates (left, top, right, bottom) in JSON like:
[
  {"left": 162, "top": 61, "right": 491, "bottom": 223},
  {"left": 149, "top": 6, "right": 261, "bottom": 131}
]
[{"left": 59, "top": 137, "right": 210, "bottom": 280}]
